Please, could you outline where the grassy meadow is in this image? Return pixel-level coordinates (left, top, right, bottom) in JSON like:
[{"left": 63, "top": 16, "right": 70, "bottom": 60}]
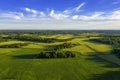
[{"left": 0, "top": 31, "right": 120, "bottom": 80}]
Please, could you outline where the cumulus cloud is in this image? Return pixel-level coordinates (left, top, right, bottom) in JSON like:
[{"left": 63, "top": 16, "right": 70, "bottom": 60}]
[
  {"left": 72, "top": 15, "right": 79, "bottom": 20},
  {"left": 40, "top": 12, "right": 46, "bottom": 17},
  {"left": 24, "top": 8, "right": 37, "bottom": 14},
  {"left": 2, "top": 2, "right": 85, "bottom": 20},
  {"left": 1, "top": 2, "right": 120, "bottom": 22},
  {"left": 72, "top": 12, "right": 104, "bottom": 20},
  {"left": 71, "top": 10, "right": 120, "bottom": 21},
  {"left": 49, "top": 10, "right": 69, "bottom": 20},
  {"left": 1, "top": 2, "right": 120, "bottom": 29},
  {"left": 24, "top": 8, "right": 46, "bottom": 17},
  {"left": 48, "top": 2, "right": 85, "bottom": 20},
  {"left": 0, "top": 12, "right": 24, "bottom": 20},
  {"left": 108, "top": 10, "right": 120, "bottom": 20}
]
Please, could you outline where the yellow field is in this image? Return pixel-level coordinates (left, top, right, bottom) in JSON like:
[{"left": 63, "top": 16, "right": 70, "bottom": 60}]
[
  {"left": 0, "top": 41, "right": 25, "bottom": 45},
  {"left": 63, "top": 37, "right": 112, "bottom": 55}
]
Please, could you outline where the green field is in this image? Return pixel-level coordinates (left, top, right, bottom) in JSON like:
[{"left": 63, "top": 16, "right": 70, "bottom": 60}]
[{"left": 0, "top": 32, "right": 120, "bottom": 80}]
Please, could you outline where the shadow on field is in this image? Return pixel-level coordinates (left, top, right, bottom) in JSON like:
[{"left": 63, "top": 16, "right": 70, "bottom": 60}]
[
  {"left": 12, "top": 54, "right": 39, "bottom": 59},
  {"left": 86, "top": 53, "right": 120, "bottom": 80},
  {"left": 84, "top": 40, "right": 102, "bottom": 44},
  {"left": 88, "top": 71, "right": 120, "bottom": 80},
  {"left": 86, "top": 54, "right": 120, "bottom": 68}
]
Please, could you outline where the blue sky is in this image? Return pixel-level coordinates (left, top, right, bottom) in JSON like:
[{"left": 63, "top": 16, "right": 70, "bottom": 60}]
[{"left": 0, "top": 0, "right": 120, "bottom": 30}]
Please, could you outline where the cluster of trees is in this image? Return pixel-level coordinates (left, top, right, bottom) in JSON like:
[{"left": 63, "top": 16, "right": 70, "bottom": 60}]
[
  {"left": 112, "top": 48, "right": 120, "bottom": 58},
  {"left": 38, "top": 51, "right": 76, "bottom": 58},
  {"left": 1, "top": 30, "right": 120, "bottom": 38},
  {"left": 90, "top": 37, "right": 120, "bottom": 58},
  {"left": 46, "top": 42, "right": 80, "bottom": 51},
  {"left": 0, "top": 38, "right": 9, "bottom": 42},
  {"left": 0, "top": 43, "right": 28, "bottom": 48},
  {"left": 90, "top": 37, "right": 120, "bottom": 46},
  {"left": 3, "top": 35, "right": 74, "bottom": 43},
  {"left": 4, "top": 35, "right": 56, "bottom": 43},
  {"left": 0, "top": 36, "right": 11, "bottom": 42},
  {"left": 39, "top": 42, "right": 79, "bottom": 58}
]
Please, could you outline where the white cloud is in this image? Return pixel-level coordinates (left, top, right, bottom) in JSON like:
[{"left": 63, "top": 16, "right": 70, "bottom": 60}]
[
  {"left": 24, "top": 8, "right": 37, "bottom": 14},
  {"left": 63, "top": 2, "right": 86, "bottom": 14},
  {"left": 71, "top": 12, "right": 104, "bottom": 20},
  {"left": 108, "top": 10, "right": 120, "bottom": 20},
  {"left": 1, "top": 7, "right": 120, "bottom": 21},
  {"left": 22, "top": 3, "right": 85, "bottom": 20},
  {"left": 24, "top": 8, "right": 31, "bottom": 12},
  {"left": 0, "top": 12, "right": 24, "bottom": 20},
  {"left": 1, "top": 3, "right": 120, "bottom": 30},
  {"left": 71, "top": 10, "right": 120, "bottom": 21},
  {"left": 79, "top": 12, "right": 104, "bottom": 20},
  {"left": 24, "top": 8, "right": 46, "bottom": 17},
  {"left": 49, "top": 10, "right": 69, "bottom": 20},
  {"left": 72, "top": 15, "right": 79, "bottom": 20},
  {"left": 75, "top": 2, "right": 86, "bottom": 12},
  {"left": 48, "top": 2, "right": 85, "bottom": 20},
  {"left": 39, "top": 12, "right": 46, "bottom": 17}
]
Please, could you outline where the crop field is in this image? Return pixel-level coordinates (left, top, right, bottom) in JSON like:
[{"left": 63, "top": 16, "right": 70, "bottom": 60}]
[{"left": 0, "top": 31, "right": 120, "bottom": 80}]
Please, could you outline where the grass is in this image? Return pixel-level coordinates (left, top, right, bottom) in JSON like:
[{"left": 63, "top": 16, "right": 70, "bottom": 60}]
[
  {"left": 0, "top": 49, "right": 120, "bottom": 80},
  {"left": 22, "top": 43, "right": 45, "bottom": 49},
  {"left": 63, "top": 45, "right": 94, "bottom": 55},
  {"left": 40, "top": 34, "right": 73, "bottom": 39},
  {"left": 0, "top": 48, "right": 20, "bottom": 54},
  {"left": 0, "top": 41, "right": 25, "bottom": 45},
  {"left": 0, "top": 35, "right": 120, "bottom": 80},
  {"left": 63, "top": 37, "right": 111, "bottom": 55}
]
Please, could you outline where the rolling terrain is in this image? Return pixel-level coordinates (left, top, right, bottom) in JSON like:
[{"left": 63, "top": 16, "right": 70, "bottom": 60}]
[{"left": 0, "top": 32, "right": 120, "bottom": 80}]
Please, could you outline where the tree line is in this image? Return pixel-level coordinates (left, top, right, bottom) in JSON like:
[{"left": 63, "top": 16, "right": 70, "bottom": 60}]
[
  {"left": 46, "top": 42, "right": 80, "bottom": 51},
  {"left": 112, "top": 48, "right": 120, "bottom": 58},
  {"left": 0, "top": 43, "right": 28, "bottom": 48},
  {"left": 3, "top": 35, "right": 74, "bottom": 43},
  {"left": 38, "top": 42, "right": 80, "bottom": 58},
  {"left": 90, "top": 37, "right": 120, "bottom": 58},
  {"left": 89, "top": 37, "right": 120, "bottom": 46},
  {"left": 38, "top": 51, "right": 76, "bottom": 58}
]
